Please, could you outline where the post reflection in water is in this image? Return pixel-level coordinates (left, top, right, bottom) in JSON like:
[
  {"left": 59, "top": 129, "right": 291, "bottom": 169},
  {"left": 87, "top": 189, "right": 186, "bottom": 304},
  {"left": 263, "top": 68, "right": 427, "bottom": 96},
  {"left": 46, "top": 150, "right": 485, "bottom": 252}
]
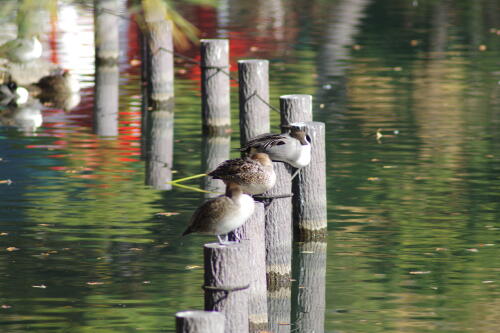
[
  {"left": 145, "top": 107, "right": 174, "bottom": 190},
  {"left": 292, "top": 240, "right": 327, "bottom": 333},
  {"left": 93, "top": 0, "right": 119, "bottom": 137}
]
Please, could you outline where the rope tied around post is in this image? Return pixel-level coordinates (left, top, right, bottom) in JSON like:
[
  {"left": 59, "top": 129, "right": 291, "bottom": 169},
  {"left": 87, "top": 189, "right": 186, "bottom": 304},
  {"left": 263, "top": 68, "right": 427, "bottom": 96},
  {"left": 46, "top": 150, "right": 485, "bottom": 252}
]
[
  {"left": 203, "top": 284, "right": 250, "bottom": 307},
  {"left": 202, "top": 284, "right": 250, "bottom": 292}
]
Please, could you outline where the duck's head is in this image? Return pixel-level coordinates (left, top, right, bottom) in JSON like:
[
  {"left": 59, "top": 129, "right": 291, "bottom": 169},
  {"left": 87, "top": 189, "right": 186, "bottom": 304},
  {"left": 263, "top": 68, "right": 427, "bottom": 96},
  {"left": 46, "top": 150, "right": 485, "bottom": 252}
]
[{"left": 290, "top": 130, "right": 311, "bottom": 146}]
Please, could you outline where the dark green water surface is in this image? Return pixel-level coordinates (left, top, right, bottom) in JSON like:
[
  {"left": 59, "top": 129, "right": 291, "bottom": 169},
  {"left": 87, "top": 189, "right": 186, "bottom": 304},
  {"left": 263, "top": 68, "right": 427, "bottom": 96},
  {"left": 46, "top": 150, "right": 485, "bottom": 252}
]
[{"left": 1, "top": 0, "right": 499, "bottom": 332}]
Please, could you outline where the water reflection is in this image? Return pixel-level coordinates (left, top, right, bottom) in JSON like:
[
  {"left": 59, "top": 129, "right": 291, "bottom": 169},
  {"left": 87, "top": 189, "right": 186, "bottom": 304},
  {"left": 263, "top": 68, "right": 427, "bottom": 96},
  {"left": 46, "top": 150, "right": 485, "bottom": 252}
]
[
  {"left": 93, "top": 0, "right": 119, "bottom": 137},
  {"left": 0, "top": 100, "right": 42, "bottom": 134},
  {"left": 0, "top": 0, "right": 500, "bottom": 332}
]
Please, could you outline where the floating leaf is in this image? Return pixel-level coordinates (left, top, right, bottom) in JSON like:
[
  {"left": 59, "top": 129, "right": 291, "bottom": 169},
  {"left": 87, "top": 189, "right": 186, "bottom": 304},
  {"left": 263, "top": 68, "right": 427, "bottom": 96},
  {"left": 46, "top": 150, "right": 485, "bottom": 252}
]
[
  {"left": 367, "top": 177, "right": 381, "bottom": 181},
  {"left": 185, "top": 265, "right": 202, "bottom": 270},
  {"left": 155, "top": 212, "right": 180, "bottom": 217}
]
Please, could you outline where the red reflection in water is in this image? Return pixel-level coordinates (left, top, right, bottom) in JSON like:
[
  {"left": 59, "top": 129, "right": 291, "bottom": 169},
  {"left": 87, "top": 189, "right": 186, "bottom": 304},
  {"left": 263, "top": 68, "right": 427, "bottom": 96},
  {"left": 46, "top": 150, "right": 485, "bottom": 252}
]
[{"left": 28, "top": 3, "right": 294, "bottom": 185}]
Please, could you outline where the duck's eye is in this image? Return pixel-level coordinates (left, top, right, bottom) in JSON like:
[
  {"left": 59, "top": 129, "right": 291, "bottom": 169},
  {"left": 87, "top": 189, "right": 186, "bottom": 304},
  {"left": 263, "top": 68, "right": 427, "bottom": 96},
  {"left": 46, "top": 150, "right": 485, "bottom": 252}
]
[
  {"left": 306, "top": 135, "right": 312, "bottom": 143},
  {"left": 276, "top": 141, "right": 286, "bottom": 145}
]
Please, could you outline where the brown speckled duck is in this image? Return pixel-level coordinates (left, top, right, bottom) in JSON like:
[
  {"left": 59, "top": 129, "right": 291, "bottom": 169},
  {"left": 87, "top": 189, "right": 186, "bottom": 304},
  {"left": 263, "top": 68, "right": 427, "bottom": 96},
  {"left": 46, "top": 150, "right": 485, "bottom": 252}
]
[
  {"left": 182, "top": 182, "right": 255, "bottom": 244},
  {"left": 208, "top": 153, "right": 276, "bottom": 195}
]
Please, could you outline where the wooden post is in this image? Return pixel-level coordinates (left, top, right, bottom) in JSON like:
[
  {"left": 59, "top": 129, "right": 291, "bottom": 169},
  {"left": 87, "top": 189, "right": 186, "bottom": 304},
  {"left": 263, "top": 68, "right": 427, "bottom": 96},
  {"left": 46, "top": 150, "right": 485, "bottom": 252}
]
[
  {"left": 292, "top": 121, "right": 327, "bottom": 239},
  {"left": 204, "top": 242, "right": 250, "bottom": 333},
  {"left": 201, "top": 135, "right": 231, "bottom": 197},
  {"left": 279, "top": 94, "right": 313, "bottom": 127},
  {"left": 143, "top": 0, "right": 175, "bottom": 109},
  {"left": 290, "top": 121, "right": 327, "bottom": 331},
  {"left": 238, "top": 59, "right": 270, "bottom": 146},
  {"left": 229, "top": 202, "right": 268, "bottom": 333},
  {"left": 176, "top": 310, "right": 225, "bottom": 333},
  {"left": 142, "top": 0, "right": 175, "bottom": 190},
  {"left": 281, "top": 94, "right": 327, "bottom": 332},
  {"left": 94, "top": 0, "right": 119, "bottom": 137},
  {"left": 201, "top": 39, "right": 231, "bottom": 136},
  {"left": 264, "top": 162, "right": 293, "bottom": 333}
]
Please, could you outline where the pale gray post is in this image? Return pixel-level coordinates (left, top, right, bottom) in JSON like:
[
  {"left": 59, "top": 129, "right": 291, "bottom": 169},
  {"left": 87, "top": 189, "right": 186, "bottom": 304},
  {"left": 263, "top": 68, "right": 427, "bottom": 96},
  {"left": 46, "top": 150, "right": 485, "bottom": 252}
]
[
  {"left": 143, "top": 3, "right": 175, "bottom": 190},
  {"left": 279, "top": 94, "right": 313, "bottom": 127},
  {"left": 292, "top": 121, "right": 327, "bottom": 238},
  {"left": 201, "top": 135, "right": 230, "bottom": 197},
  {"left": 204, "top": 242, "right": 250, "bottom": 333},
  {"left": 281, "top": 94, "right": 327, "bottom": 332},
  {"left": 201, "top": 39, "right": 231, "bottom": 135},
  {"left": 144, "top": 6, "right": 175, "bottom": 109},
  {"left": 238, "top": 59, "right": 270, "bottom": 146},
  {"left": 94, "top": 0, "right": 119, "bottom": 137},
  {"left": 229, "top": 203, "right": 268, "bottom": 332},
  {"left": 176, "top": 310, "right": 225, "bottom": 333},
  {"left": 264, "top": 162, "right": 293, "bottom": 333}
]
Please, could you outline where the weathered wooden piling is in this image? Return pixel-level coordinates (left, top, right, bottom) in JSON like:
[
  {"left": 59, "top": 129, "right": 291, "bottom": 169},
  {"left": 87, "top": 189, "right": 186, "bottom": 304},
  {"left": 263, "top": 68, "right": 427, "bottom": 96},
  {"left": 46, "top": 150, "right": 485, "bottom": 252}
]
[
  {"left": 281, "top": 94, "right": 327, "bottom": 332},
  {"left": 201, "top": 39, "right": 231, "bottom": 135},
  {"left": 201, "top": 135, "right": 231, "bottom": 197},
  {"left": 238, "top": 59, "right": 270, "bottom": 146},
  {"left": 204, "top": 242, "right": 250, "bottom": 333},
  {"left": 142, "top": 0, "right": 175, "bottom": 190},
  {"left": 94, "top": 0, "right": 119, "bottom": 136},
  {"left": 292, "top": 121, "right": 327, "bottom": 239},
  {"left": 279, "top": 94, "right": 313, "bottom": 126},
  {"left": 229, "top": 203, "right": 268, "bottom": 333},
  {"left": 264, "top": 162, "right": 293, "bottom": 333},
  {"left": 290, "top": 121, "right": 327, "bottom": 332},
  {"left": 143, "top": 0, "right": 175, "bottom": 109},
  {"left": 175, "top": 310, "right": 225, "bottom": 333}
]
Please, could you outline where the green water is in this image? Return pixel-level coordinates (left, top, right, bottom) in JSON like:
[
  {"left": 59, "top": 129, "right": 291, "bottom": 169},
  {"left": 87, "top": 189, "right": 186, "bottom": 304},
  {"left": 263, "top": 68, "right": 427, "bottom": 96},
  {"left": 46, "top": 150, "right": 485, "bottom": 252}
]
[{"left": 1, "top": 0, "right": 500, "bottom": 332}]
